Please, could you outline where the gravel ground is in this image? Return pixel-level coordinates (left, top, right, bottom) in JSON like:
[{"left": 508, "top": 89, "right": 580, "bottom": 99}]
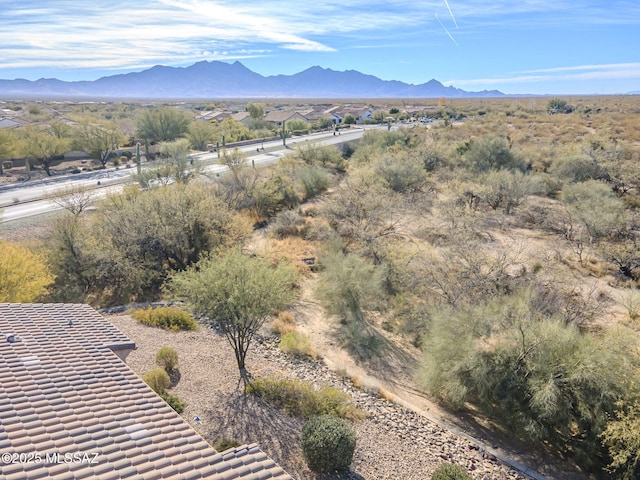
[{"left": 107, "top": 313, "right": 528, "bottom": 480}]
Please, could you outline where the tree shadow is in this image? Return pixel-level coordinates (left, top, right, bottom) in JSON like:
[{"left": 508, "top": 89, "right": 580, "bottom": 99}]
[
  {"left": 168, "top": 369, "right": 181, "bottom": 387},
  {"left": 203, "top": 391, "right": 307, "bottom": 478},
  {"left": 316, "top": 471, "right": 365, "bottom": 480},
  {"left": 338, "top": 320, "right": 420, "bottom": 384}
]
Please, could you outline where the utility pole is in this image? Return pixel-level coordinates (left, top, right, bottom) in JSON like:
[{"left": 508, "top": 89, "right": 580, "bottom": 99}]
[
  {"left": 282, "top": 120, "right": 286, "bottom": 147},
  {"left": 135, "top": 142, "right": 141, "bottom": 175}
]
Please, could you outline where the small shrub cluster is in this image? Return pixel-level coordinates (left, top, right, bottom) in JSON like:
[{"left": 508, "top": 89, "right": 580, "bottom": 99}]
[
  {"left": 131, "top": 306, "right": 199, "bottom": 331},
  {"left": 279, "top": 331, "right": 316, "bottom": 358},
  {"left": 155, "top": 346, "right": 179, "bottom": 372},
  {"left": 431, "top": 463, "right": 472, "bottom": 480},
  {"left": 159, "top": 391, "right": 185, "bottom": 413},
  {"left": 301, "top": 415, "right": 356, "bottom": 473},
  {"left": 270, "top": 210, "right": 304, "bottom": 239},
  {"left": 214, "top": 438, "right": 242, "bottom": 452},
  {"left": 142, "top": 369, "right": 170, "bottom": 394},
  {"left": 271, "top": 311, "right": 296, "bottom": 335},
  {"left": 246, "top": 376, "right": 363, "bottom": 420},
  {"left": 143, "top": 356, "right": 185, "bottom": 413}
]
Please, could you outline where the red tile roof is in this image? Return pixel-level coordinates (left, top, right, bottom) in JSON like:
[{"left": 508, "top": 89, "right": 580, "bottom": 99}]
[{"left": 0, "top": 304, "right": 292, "bottom": 480}]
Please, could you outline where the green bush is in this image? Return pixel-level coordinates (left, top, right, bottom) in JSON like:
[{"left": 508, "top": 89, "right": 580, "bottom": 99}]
[
  {"left": 297, "top": 166, "right": 330, "bottom": 200},
  {"left": 246, "top": 376, "right": 363, "bottom": 420},
  {"left": 279, "top": 331, "right": 315, "bottom": 357},
  {"left": 214, "top": 438, "right": 242, "bottom": 452},
  {"left": 417, "top": 290, "right": 639, "bottom": 469},
  {"left": 159, "top": 391, "right": 185, "bottom": 413},
  {"left": 301, "top": 415, "right": 356, "bottom": 473},
  {"left": 464, "top": 135, "right": 526, "bottom": 172},
  {"left": 131, "top": 306, "right": 198, "bottom": 331},
  {"left": 431, "top": 463, "right": 472, "bottom": 480},
  {"left": 601, "top": 400, "right": 640, "bottom": 480},
  {"left": 143, "top": 369, "right": 170, "bottom": 394},
  {"left": 155, "top": 346, "right": 179, "bottom": 372},
  {"left": 270, "top": 210, "right": 304, "bottom": 239},
  {"left": 316, "top": 251, "right": 385, "bottom": 324},
  {"left": 373, "top": 152, "right": 427, "bottom": 193}
]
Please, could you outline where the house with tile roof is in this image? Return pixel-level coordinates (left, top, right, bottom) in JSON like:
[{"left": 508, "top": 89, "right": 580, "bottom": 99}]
[
  {"left": 0, "top": 303, "right": 292, "bottom": 480},
  {"left": 334, "top": 107, "right": 373, "bottom": 124},
  {"left": 263, "top": 111, "right": 308, "bottom": 127}
]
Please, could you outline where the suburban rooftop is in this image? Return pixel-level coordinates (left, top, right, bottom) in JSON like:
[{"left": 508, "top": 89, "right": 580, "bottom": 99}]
[{"left": 0, "top": 303, "right": 292, "bottom": 480}]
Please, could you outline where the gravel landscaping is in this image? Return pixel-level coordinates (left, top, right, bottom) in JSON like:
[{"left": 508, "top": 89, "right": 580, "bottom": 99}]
[{"left": 107, "top": 313, "right": 528, "bottom": 480}]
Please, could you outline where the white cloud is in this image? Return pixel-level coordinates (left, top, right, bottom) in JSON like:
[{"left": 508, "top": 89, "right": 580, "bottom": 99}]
[
  {"left": 0, "top": 0, "right": 639, "bottom": 79},
  {"left": 445, "top": 63, "right": 640, "bottom": 87}
]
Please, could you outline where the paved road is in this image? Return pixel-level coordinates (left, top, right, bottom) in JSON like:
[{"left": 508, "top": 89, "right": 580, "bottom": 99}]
[{"left": 0, "top": 126, "right": 375, "bottom": 223}]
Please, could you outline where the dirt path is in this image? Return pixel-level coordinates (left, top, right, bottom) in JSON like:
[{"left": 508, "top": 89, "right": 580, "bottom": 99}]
[{"left": 287, "top": 249, "right": 593, "bottom": 480}]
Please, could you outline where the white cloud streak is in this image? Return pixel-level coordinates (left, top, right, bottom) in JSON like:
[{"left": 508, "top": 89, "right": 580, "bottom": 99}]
[
  {"left": 0, "top": 1, "right": 638, "bottom": 80},
  {"left": 443, "top": 0, "right": 459, "bottom": 28},
  {"left": 445, "top": 63, "right": 640, "bottom": 87},
  {"left": 435, "top": 13, "right": 459, "bottom": 46}
]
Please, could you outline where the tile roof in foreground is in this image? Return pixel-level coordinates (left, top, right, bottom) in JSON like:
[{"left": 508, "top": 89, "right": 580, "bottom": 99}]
[{"left": 0, "top": 303, "right": 292, "bottom": 480}]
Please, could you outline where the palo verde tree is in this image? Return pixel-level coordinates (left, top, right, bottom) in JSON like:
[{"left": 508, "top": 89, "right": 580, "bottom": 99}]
[
  {"left": 0, "top": 241, "right": 53, "bottom": 302},
  {"left": 135, "top": 107, "right": 191, "bottom": 157},
  {"left": 246, "top": 103, "right": 264, "bottom": 121},
  {"left": 135, "top": 138, "right": 197, "bottom": 187},
  {"left": 169, "top": 249, "right": 297, "bottom": 383},
  {"left": 187, "top": 121, "right": 215, "bottom": 151},
  {"left": 464, "top": 135, "right": 526, "bottom": 173},
  {"left": 19, "top": 125, "right": 70, "bottom": 176},
  {"left": 0, "top": 129, "right": 16, "bottom": 175},
  {"left": 73, "top": 120, "right": 125, "bottom": 168}
]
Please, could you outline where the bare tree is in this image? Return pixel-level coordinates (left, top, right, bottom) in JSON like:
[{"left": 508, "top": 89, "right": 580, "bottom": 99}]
[{"left": 49, "top": 185, "right": 96, "bottom": 216}]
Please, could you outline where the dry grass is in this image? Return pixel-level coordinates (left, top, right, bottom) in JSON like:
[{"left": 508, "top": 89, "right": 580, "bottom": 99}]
[
  {"left": 271, "top": 310, "right": 297, "bottom": 335},
  {"left": 260, "top": 236, "right": 317, "bottom": 275}
]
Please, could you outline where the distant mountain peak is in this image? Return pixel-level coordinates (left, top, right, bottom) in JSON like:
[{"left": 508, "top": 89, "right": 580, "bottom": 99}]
[{"left": 0, "top": 61, "right": 505, "bottom": 99}]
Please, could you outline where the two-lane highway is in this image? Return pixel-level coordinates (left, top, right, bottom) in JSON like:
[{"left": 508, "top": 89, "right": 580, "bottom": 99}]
[{"left": 0, "top": 126, "right": 376, "bottom": 224}]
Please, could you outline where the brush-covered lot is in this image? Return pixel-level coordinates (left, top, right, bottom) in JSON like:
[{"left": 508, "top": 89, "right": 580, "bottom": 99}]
[{"left": 3, "top": 96, "right": 640, "bottom": 479}]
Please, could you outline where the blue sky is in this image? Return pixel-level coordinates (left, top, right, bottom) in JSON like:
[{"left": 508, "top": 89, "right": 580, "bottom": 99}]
[{"left": 1, "top": 1, "right": 638, "bottom": 95}]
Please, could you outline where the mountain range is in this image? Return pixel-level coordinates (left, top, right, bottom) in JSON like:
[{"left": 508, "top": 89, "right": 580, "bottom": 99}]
[{"left": 0, "top": 61, "right": 504, "bottom": 99}]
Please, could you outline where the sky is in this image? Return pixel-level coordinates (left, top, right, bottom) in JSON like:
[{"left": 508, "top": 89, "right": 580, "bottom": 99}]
[{"left": 0, "top": 1, "right": 639, "bottom": 95}]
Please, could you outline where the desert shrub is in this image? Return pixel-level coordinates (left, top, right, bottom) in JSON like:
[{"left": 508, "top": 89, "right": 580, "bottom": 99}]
[
  {"left": 159, "top": 391, "right": 185, "bottom": 413},
  {"left": 252, "top": 175, "right": 300, "bottom": 218},
  {"left": 143, "top": 369, "right": 171, "bottom": 394},
  {"left": 0, "top": 240, "right": 53, "bottom": 302},
  {"left": 155, "top": 346, "right": 179, "bottom": 372},
  {"left": 246, "top": 376, "right": 363, "bottom": 420},
  {"left": 279, "top": 331, "right": 316, "bottom": 357},
  {"left": 547, "top": 98, "right": 573, "bottom": 114},
  {"left": 464, "top": 135, "right": 526, "bottom": 172},
  {"left": 47, "top": 182, "right": 252, "bottom": 305},
  {"left": 373, "top": 151, "right": 427, "bottom": 193},
  {"left": 601, "top": 400, "right": 640, "bottom": 479},
  {"left": 550, "top": 153, "right": 603, "bottom": 183},
  {"left": 479, "top": 170, "right": 542, "bottom": 214},
  {"left": 271, "top": 310, "right": 296, "bottom": 335},
  {"left": 270, "top": 209, "right": 304, "bottom": 238},
  {"left": 214, "top": 438, "right": 242, "bottom": 452},
  {"left": 417, "top": 290, "right": 639, "bottom": 469},
  {"left": 301, "top": 415, "right": 356, "bottom": 473},
  {"left": 296, "top": 143, "right": 346, "bottom": 170},
  {"left": 431, "top": 463, "right": 472, "bottom": 480},
  {"left": 358, "top": 129, "right": 411, "bottom": 150},
  {"left": 131, "top": 306, "right": 198, "bottom": 331},
  {"left": 316, "top": 251, "right": 386, "bottom": 324},
  {"left": 297, "top": 165, "right": 330, "bottom": 200},
  {"left": 561, "top": 180, "right": 626, "bottom": 240}
]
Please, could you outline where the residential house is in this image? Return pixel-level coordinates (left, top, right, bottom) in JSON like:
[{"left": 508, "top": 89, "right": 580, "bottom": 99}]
[
  {"left": 229, "top": 112, "right": 252, "bottom": 125},
  {"left": 263, "top": 111, "right": 308, "bottom": 127},
  {"left": 335, "top": 107, "right": 373, "bottom": 124},
  {"left": 0, "top": 303, "right": 292, "bottom": 480}
]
